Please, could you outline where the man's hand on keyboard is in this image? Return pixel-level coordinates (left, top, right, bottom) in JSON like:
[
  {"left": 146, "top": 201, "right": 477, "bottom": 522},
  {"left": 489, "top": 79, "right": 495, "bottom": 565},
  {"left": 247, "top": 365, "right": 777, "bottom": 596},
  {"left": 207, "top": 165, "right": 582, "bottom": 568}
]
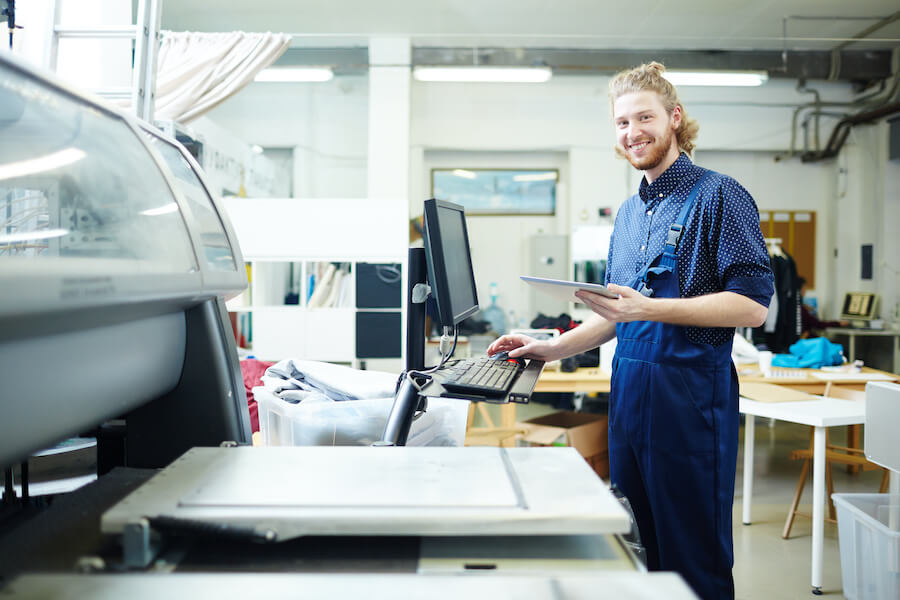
[{"left": 487, "top": 333, "right": 561, "bottom": 362}]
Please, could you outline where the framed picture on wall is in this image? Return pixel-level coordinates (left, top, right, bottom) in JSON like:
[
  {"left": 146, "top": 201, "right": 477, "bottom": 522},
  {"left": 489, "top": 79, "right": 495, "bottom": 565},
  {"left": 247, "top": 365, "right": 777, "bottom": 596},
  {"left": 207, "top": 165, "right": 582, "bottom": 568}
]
[{"left": 431, "top": 168, "right": 558, "bottom": 215}]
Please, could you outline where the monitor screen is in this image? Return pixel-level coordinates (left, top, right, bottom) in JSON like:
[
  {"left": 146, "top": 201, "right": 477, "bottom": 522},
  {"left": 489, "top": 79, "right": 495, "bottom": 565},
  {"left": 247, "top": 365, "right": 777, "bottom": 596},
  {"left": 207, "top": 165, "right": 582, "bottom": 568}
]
[
  {"left": 840, "top": 292, "right": 878, "bottom": 320},
  {"left": 422, "top": 198, "right": 480, "bottom": 327}
]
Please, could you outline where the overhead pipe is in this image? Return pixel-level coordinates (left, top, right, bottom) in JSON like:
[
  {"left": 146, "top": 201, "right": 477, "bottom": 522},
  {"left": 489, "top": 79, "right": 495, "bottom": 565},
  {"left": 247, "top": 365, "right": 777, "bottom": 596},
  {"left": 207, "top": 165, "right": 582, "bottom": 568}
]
[
  {"left": 788, "top": 96, "right": 864, "bottom": 157},
  {"left": 798, "top": 81, "right": 822, "bottom": 152},
  {"left": 785, "top": 18, "right": 900, "bottom": 157},
  {"left": 797, "top": 50, "right": 900, "bottom": 159},
  {"left": 801, "top": 110, "right": 850, "bottom": 155},
  {"left": 801, "top": 101, "right": 900, "bottom": 162},
  {"left": 787, "top": 45, "right": 900, "bottom": 158}
]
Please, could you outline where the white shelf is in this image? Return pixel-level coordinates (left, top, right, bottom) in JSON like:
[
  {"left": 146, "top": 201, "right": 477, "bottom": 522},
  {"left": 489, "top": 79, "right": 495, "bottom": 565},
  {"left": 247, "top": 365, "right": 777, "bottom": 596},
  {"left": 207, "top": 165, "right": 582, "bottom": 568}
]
[{"left": 223, "top": 198, "right": 407, "bottom": 364}]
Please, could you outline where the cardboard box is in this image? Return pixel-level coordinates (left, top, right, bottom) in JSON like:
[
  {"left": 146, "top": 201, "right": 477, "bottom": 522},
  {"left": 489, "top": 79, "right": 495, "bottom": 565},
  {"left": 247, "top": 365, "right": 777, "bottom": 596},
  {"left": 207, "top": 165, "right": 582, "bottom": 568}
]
[{"left": 517, "top": 411, "right": 609, "bottom": 479}]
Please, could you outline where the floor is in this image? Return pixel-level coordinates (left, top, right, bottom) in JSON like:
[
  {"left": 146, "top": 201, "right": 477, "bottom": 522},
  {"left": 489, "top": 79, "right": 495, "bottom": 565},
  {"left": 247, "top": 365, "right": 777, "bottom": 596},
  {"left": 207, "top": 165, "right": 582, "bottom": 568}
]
[
  {"left": 491, "top": 399, "right": 888, "bottom": 600},
  {"left": 732, "top": 418, "right": 884, "bottom": 600}
]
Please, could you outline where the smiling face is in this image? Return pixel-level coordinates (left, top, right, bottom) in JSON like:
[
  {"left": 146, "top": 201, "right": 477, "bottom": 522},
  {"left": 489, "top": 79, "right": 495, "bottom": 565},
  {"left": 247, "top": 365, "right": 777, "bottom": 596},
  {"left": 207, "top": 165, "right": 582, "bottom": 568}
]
[{"left": 613, "top": 90, "right": 682, "bottom": 182}]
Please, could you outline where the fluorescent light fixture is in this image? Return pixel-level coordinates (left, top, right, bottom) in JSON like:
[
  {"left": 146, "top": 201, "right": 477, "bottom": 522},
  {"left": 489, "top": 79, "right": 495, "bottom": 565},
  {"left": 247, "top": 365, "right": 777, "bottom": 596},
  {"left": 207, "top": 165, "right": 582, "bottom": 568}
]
[
  {"left": 254, "top": 67, "right": 334, "bottom": 83},
  {"left": 513, "top": 172, "right": 558, "bottom": 182},
  {"left": 140, "top": 202, "right": 179, "bottom": 217},
  {"left": 0, "top": 148, "right": 86, "bottom": 181},
  {"left": 662, "top": 71, "right": 768, "bottom": 87},
  {"left": 0, "top": 228, "right": 69, "bottom": 245},
  {"left": 413, "top": 66, "right": 552, "bottom": 83},
  {"left": 452, "top": 169, "right": 477, "bottom": 179}
]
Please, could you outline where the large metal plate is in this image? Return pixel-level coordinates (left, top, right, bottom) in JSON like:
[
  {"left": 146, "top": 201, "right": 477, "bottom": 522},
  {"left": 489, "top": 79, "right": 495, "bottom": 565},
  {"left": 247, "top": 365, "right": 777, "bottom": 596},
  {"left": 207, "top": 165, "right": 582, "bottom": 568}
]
[
  {"left": 3, "top": 573, "right": 698, "bottom": 600},
  {"left": 102, "top": 446, "right": 629, "bottom": 540},
  {"left": 181, "top": 445, "right": 520, "bottom": 508}
]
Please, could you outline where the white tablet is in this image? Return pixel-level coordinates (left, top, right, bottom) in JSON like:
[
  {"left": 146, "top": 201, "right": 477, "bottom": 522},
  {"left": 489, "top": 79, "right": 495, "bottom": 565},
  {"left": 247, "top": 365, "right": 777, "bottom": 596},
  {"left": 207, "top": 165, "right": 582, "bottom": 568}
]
[{"left": 520, "top": 276, "right": 619, "bottom": 304}]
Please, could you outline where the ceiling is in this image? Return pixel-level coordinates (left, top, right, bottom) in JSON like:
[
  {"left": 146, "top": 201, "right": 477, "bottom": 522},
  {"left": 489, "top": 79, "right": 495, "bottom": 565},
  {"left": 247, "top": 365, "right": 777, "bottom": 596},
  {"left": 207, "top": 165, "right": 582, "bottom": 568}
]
[
  {"left": 159, "top": 0, "right": 900, "bottom": 51},
  {"left": 155, "top": 1, "right": 900, "bottom": 86}
]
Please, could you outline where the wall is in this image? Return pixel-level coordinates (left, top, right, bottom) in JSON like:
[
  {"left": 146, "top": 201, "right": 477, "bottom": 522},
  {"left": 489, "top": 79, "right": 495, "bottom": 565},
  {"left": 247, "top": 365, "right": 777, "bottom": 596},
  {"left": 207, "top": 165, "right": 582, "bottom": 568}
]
[
  {"left": 407, "top": 75, "right": 856, "bottom": 323},
  {"left": 185, "top": 117, "right": 292, "bottom": 198},
  {"left": 881, "top": 124, "right": 900, "bottom": 322},
  {"left": 203, "top": 77, "right": 369, "bottom": 198},
  {"left": 834, "top": 123, "right": 900, "bottom": 323},
  {"left": 205, "top": 71, "right": 897, "bottom": 327},
  {"left": 694, "top": 150, "right": 837, "bottom": 315},
  {"left": 421, "top": 150, "right": 569, "bottom": 324},
  {"left": 695, "top": 128, "right": 898, "bottom": 324}
]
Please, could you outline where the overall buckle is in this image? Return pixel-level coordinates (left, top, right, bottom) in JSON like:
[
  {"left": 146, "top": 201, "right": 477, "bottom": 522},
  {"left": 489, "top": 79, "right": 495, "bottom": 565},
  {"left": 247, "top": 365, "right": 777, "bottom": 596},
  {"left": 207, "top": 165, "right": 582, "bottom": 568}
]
[
  {"left": 665, "top": 224, "right": 684, "bottom": 251},
  {"left": 637, "top": 282, "right": 654, "bottom": 297}
]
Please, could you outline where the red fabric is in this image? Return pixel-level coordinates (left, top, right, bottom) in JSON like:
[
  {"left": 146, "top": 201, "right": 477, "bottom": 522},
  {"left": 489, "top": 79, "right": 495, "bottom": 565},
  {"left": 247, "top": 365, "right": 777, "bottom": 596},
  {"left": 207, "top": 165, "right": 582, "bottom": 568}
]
[{"left": 240, "top": 358, "right": 274, "bottom": 433}]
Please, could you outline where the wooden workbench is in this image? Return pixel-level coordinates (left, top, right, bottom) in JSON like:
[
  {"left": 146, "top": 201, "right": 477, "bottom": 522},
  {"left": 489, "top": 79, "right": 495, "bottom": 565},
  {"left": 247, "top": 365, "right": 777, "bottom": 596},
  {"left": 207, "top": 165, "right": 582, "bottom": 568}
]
[{"left": 467, "top": 365, "right": 898, "bottom": 447}]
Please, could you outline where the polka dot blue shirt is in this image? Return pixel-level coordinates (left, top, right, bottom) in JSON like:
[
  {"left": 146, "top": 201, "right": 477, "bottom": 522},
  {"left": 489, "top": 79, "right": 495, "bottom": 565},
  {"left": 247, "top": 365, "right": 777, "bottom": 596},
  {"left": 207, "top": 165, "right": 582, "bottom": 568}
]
[{"left": 605, "top": 153, "right": 775, "bottom": 347}]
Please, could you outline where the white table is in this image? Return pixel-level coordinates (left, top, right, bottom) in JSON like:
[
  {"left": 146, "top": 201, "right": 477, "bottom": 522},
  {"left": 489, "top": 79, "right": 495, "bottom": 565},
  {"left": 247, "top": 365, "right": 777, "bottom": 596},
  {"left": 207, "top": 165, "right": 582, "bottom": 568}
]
[
  {"left": 739, "top": 396, "right": 866, "bottom": 596},
  {"left": 825, "top": 327, "right": 900, "bottom": 375}
]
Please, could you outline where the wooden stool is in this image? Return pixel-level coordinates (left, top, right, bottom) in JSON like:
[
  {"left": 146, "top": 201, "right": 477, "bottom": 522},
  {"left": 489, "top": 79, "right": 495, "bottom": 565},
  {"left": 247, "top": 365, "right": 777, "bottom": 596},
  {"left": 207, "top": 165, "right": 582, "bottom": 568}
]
[
  {"left": 782, "top": 383, "right": 891, "bottom": 539},
  {"left": 464, "top": 402, "right": 523, "bottom": 447}
]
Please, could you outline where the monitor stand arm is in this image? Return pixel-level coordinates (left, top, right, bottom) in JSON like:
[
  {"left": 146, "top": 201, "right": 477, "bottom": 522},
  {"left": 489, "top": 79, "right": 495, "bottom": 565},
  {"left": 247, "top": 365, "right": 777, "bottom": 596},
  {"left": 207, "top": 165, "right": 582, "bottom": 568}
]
[
  {"left": 405, "top": 247, "right": 428, "bottom": 373},
  {"left": 376, "top": 376, "right": 421, "bottom": 447},
  {"left": 376, "top": 247, "right": 428, "bottom": 447}
]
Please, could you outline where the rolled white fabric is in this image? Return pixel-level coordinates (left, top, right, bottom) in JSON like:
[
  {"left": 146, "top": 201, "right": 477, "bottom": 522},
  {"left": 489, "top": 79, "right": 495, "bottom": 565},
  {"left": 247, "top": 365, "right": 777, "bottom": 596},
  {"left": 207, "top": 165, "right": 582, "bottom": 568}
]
[{"left": 152, "top": 31, "right": 291, "bottom": 123}]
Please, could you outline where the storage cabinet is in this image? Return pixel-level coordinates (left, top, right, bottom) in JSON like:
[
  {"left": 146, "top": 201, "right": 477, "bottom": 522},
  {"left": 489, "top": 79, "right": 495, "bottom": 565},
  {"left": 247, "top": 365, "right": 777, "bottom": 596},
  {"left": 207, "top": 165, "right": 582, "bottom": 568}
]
[{"left": 223, "top": 198, "right": 407, "bottom": 365}]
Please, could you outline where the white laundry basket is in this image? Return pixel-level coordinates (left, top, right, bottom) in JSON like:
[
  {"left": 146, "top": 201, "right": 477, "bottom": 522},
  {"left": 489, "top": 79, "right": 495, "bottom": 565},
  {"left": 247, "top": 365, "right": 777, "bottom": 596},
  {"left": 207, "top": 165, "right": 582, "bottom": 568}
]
[
  {"left": 255, "top": 386, "right": 469, "bottom": 447},
  {"left": 833, "top": 493, "right": 900, "bottom": 600}
]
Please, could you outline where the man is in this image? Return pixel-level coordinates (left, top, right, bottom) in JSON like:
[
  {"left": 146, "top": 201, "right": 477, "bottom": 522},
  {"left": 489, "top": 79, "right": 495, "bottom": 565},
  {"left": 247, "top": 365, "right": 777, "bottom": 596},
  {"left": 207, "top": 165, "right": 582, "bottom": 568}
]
[
  {"left": 487, "top": 62, "right": 774, "bottom": 600},
  {"left": 798, "top": 277, "right": 848, "bottom": 337}
]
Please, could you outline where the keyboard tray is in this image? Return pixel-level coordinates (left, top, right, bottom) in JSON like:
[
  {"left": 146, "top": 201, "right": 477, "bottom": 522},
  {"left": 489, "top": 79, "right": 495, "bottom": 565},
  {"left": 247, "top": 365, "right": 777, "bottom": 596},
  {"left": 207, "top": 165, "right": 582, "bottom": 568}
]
[{"left": 423, "top": 358, "right": 545, "bottom": 403}]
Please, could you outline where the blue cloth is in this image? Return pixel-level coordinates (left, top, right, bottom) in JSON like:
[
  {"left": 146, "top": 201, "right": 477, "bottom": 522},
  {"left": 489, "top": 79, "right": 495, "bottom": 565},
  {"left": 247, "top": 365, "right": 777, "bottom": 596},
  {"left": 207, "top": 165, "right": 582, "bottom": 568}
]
[
  {"left": 772, "top": 337, "right": 844, "bottom": 369},
  {"left": 610, "top": 174, "right": 738, "bottom": 600},
  {"left": 606, "top": 153, "right": 774, "bottom": 347}
]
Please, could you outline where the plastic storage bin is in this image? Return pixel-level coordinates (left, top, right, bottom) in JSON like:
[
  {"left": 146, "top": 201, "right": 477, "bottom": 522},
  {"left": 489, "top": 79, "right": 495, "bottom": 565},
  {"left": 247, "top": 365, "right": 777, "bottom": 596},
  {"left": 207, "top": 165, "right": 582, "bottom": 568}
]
[
  {"left": 833, "top": 493, "right": 900, "bottom": 600},
  {"left": 255, "top": 386, "right": 469, "bottom": 447}
]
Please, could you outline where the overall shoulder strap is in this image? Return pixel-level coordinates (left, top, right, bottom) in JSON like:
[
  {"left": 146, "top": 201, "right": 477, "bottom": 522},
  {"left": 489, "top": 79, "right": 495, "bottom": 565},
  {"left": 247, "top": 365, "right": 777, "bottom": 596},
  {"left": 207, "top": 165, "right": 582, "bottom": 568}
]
[
  {"left": 634, "top": 171, "right": 713, "bottom": 297},
  {"left": 658, "top": 171, "right": 713, "bottom": 269}
]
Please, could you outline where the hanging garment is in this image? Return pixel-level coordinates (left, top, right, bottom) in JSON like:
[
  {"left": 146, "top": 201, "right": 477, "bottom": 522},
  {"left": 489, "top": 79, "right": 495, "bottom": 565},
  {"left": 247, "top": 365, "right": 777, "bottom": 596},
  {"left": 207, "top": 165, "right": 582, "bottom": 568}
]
[
  {"left": 753, "top": 251, "right": 801, "bottom": 352},
  {"left": 609, "top": 172, "right": 739, "bottom": 600}
]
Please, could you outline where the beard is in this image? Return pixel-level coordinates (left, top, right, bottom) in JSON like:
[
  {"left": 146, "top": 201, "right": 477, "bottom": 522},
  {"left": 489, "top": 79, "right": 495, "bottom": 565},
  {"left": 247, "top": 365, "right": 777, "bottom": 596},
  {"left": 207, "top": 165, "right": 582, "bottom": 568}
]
[{"left": 623, "top": 126, "right": 675, "bottom": 172}]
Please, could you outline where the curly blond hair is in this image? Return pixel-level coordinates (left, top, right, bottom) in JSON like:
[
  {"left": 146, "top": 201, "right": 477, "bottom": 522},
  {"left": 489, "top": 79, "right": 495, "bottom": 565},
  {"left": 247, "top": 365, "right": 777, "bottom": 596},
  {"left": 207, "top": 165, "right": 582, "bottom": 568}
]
[{"left": 608, "top": 62, "right": 699, "bottom": 156}]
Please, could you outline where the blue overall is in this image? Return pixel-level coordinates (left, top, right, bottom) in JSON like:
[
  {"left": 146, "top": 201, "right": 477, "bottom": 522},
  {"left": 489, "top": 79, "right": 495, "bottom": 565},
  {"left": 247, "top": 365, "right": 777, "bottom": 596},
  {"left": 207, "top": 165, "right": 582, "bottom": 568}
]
[{"left": 609, "top": 172, "right": 739, "bottom": 600}]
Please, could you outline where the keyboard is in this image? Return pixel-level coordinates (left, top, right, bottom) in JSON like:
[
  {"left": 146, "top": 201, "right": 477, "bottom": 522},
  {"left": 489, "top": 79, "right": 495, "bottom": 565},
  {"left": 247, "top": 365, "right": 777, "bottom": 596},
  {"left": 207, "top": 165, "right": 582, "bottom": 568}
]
[
  {"left": 764, "top": 369, "right": 806, "bottom": 379},
  {"left": 438, "top": 356, "right": 525, "bottom": 397}
]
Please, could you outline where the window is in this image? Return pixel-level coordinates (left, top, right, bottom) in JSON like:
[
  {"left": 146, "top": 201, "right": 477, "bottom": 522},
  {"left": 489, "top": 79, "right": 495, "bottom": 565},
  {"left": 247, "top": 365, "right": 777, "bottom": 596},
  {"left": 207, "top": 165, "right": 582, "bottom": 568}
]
[{"left": 431, "top": 168, "right": 557, "bottom": 215}]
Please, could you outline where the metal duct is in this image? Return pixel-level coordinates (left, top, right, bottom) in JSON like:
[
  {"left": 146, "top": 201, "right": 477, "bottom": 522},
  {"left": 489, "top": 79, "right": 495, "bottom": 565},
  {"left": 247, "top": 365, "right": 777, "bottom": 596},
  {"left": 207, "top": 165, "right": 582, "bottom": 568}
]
[
  {"left": 271, "top": 46, "right": 897, "bottom": 89},
  {"left": 801, "top": 101, "right": 900, "bottom": 162}
]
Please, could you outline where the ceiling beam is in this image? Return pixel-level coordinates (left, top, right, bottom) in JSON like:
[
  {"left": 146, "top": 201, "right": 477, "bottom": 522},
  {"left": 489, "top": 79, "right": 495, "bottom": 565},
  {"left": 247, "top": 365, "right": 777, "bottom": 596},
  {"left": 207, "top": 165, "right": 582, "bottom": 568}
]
[{"left": 271, "top": 47, "right": 897, "bottom": 88}]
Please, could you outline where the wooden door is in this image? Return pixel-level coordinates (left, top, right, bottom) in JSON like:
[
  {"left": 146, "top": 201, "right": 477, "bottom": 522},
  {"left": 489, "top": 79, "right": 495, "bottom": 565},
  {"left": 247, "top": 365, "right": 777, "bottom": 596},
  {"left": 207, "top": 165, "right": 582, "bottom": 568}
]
[{"left": 759, "top": 210, "right": 816, "bottom": 288}]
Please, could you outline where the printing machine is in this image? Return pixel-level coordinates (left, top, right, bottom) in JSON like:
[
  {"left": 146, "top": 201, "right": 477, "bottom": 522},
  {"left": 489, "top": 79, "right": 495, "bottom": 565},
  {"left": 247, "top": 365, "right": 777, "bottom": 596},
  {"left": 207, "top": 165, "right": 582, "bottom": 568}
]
[{"left": 0, "top": 52, "right": 697, "bottom": 599}]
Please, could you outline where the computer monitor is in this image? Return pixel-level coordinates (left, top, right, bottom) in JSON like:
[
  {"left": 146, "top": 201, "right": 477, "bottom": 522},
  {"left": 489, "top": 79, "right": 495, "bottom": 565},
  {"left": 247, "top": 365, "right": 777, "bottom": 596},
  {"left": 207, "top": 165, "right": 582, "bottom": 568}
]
[
  {"left": 422, "top": 198, "right": 480, "bottom": 328},
  {"left": 840, "top": 292, "right": 879, "bottom": 321},
  {"left": 384, "top": 200, "right": 479, "bottom": 446}
]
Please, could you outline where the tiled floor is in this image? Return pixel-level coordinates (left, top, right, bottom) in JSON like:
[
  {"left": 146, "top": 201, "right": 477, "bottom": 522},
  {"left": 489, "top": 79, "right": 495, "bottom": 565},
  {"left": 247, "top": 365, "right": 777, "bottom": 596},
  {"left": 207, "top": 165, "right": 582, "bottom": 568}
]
[{"left": 497, "top": 400, "right": 888, "bottom": 600}]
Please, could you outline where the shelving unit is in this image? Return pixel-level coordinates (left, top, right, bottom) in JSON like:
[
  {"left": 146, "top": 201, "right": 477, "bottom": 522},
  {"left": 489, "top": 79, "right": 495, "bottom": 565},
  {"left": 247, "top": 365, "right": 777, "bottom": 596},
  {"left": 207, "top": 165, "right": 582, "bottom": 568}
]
[{"left": 223, "top": 198, "right": 408, "bottom": 366}]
